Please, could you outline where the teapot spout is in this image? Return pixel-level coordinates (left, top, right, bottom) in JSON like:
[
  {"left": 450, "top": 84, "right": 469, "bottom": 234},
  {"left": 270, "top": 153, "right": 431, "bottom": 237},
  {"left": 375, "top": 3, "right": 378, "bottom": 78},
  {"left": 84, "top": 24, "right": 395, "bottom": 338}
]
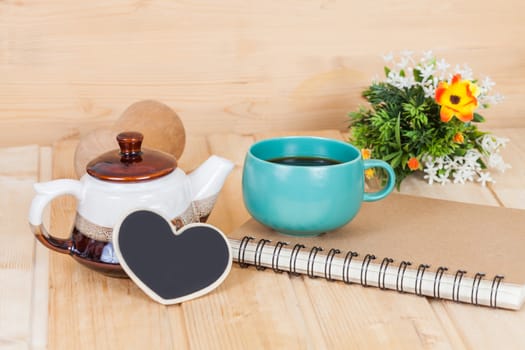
[{"left": 188, "top": 155, "right": 234, "bottom": 220}]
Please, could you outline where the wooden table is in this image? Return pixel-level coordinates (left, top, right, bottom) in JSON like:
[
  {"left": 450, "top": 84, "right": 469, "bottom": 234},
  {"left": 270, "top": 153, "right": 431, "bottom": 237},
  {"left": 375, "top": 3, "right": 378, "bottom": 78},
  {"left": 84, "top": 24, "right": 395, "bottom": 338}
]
[{"left": 2, "top": 128, "right": 524, "bottom": 349}]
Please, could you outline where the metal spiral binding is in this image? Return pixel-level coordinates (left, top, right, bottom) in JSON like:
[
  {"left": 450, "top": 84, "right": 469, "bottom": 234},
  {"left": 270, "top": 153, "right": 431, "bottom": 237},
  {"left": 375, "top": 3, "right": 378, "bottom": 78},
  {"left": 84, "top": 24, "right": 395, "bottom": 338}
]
[
  {"left": 415, "top": 264, "right": 430, "bottom": 296},
  {"left": 378, "top": 257, "right": 394, "bottom": 290},
  {"left": 471, "top": 273, "right": 485, "bottom": 305},
  {"left": 238, "top": 236, "right": 254, "bottom": 268},
  {"left": 254, "top": 239, "right": 270, "bottom": 271},
  {"left": 271, "top": 241, "right": 288, "bottom": 273},
  {"left": 307, "top": 247, "right": 323, "bottom": 278},
  {"left": 396, "top": 261, "right": 412, "bottom": 293},
  {"left": 289, "top": 243, "right": 305, "bottom": 276},
  {"left": 324, "top": 248, "right": 341, "bottom": 281},
  {"left": 238, "top": 236, "right": 508, "bottom": 309},
  {"left": 452, "top": 270, "right": 467, "bottom": 302},
  {"left": 490, "top": 275, "right": 504, "bottom": 308},
  {"left": 360, "top": 254, "right": 376, "bottom": 286},
  {"left": 433, "top": 267, "right": 448, "bottom": 298},
  {"left": 342, "top": 251, "right": 358, "bottom": 284}
]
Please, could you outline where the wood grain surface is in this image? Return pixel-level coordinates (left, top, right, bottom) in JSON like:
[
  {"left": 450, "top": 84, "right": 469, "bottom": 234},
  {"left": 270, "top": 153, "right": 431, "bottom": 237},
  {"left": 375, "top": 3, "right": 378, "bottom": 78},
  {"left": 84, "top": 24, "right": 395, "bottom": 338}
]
[
  {"left": 0, "top": 145, "right": 51, "bottom": 349},
  {"left": 1, "top": 1, "right": 524, "bottom": 147},
  {"left": 0, "top": 128, "right": 509, "bottom": 349}
]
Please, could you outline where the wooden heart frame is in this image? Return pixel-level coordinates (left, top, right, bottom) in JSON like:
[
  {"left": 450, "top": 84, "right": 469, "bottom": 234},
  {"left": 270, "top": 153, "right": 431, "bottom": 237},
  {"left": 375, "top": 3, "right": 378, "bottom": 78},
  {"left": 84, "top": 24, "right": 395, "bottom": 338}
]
[{"left": 112, "top": 209, "right": 232, "bottom": 305}]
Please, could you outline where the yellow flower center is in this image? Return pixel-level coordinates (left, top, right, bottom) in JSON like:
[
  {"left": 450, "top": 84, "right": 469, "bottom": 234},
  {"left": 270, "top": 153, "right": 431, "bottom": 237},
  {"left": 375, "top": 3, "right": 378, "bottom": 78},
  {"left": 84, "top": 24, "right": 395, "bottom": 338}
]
[{"left": 449, "top": 95, "right": 461, "bottom": 105}]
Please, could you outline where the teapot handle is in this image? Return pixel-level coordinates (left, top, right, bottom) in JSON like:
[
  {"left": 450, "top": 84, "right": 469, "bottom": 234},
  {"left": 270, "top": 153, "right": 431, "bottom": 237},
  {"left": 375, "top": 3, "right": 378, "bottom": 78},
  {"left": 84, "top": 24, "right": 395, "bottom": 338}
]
[{"left": 29, "top": 179, "right": 84, "bottom": 254}]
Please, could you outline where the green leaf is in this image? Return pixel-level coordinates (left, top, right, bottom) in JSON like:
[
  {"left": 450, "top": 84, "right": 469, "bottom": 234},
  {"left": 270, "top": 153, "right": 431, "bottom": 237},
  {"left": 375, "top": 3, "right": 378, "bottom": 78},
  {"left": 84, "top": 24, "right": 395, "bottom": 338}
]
[
  {"left": 399, "top": 69, "right": 406, "bottom": 77},
  {"left": 413, "top": 68, "right": 423, "bottom": 83},
  {"left": 382, "top": 152, "right": 398, "bottom": 161},
  {"left": 390, "top": 152, "right": 403, "bottom": 169},
  {"left": 401, "top": 153, "right": 410, "bottom": 169},
  {"left": 395, "top": 113, "right": 401, "bottom": 148},
  {"left": 384, "top": 66, "right": 391, "bottom": 77},
  {"left": 473, "top": 113, "right": 486, "bottom": 123}
]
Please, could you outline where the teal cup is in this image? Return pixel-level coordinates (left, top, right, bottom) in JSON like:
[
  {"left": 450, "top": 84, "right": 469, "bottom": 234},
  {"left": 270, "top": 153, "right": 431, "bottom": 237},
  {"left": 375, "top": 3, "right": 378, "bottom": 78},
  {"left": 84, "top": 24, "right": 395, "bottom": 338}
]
[{"left": 242, "top": 136, "right": 395, "bottom": 236}]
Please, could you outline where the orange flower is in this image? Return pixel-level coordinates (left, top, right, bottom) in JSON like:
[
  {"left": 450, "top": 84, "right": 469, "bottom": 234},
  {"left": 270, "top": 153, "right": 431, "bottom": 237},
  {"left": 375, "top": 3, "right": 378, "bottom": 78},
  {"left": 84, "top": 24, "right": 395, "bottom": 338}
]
[
  {"left": 407, "top": 157, "right": 420, "bottom": 171},
  {"left": 361, "top": 149, "right": 375, "bottom": 178},
  {"left": 364, "top": 168, "right": 375, "bottom": 179},
  {"left": 435, "top": 74, "right": 480, "bottom": 123},
  {"left": 453, "top": 132, "right": 465, "bottom": 144},
  {"left": 361, "top": 148, "right": 372, "bottom": 160}
]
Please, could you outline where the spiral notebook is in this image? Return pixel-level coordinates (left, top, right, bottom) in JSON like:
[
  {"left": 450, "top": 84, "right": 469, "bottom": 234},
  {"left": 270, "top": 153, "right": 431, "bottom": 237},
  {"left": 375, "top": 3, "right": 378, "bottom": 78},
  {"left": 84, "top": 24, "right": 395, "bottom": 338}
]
[{"left": 228, "top": 194, "right": 525, "bottom": 310}]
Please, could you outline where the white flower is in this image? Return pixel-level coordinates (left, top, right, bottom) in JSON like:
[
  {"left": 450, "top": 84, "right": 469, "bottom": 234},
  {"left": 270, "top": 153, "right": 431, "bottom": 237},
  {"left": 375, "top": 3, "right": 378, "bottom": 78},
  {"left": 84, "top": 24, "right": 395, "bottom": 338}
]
[
  {"left": 494, "top": 135, "right": 509, "bottom": 148},
  {"left": 423, "top": 169, "right": 439, "bottom": 185},
  {"left": 463, "top": 150, "right": 482, "bottom": 171},
  {"left": 400, "top": 50, "right": 414, "bottom": 60},
  {"left": 460, "top": 168, "right": 476, "bottom": 182},
  {"left": 453, "top": 64, "right": 474, "bottom": 81},
  {"left": 478, "top": 135, "right": 491, "bottom": 150},
  {"left": 433, "top": 156, "right": 445, "bottom": 169},
  {"left": 477, "top": 172, "right": 494, "bottom": 187},
  {"left": 436, "top": 173, "right": 451, "bottom": 185},
  {"left": 382, "top": 51, "right": 502, "bottom": 107},
  {"left": 423, "top": 160, "right": 440, "bottom": 185},
  {"left": 386, "top": 70, "right": 415, "bottom": 89},
  {"left": 421, "top": 50, "right": 434, "bottom": 62},
  {"left": 479, "top": 76, "right": 496, "bottom": 94},
  {"left": 479, "top": 135, "right": 501, "bottom": 153},
  {"left": 382, "top": 52, "right": 394, "bottom": 62},
  {"left": 452, "top": 170, "right": 467, "bottom": 184},
  {"left": 492, "top": 93, "right": 505, "bottom": 104},
  {"left": 396, "top": 57, "right": 411, "bottom": 70},
  {"left": 421, "top": 148, "right": 508, "bottom": 187},
  {"left": 422, "top": 84, "right": 436, "bottom": 98},
  {"left": 436, "top": 58, "right": 450, "bottom": 73},
  {"left": 480, "top": 93, "right": 504, "bottom": 107},
  {"left": 419, "top": 64, "right": 435, "bottom": 83},
  {"left": 487, "top": 153, "right": 511, "bottom": 172}
]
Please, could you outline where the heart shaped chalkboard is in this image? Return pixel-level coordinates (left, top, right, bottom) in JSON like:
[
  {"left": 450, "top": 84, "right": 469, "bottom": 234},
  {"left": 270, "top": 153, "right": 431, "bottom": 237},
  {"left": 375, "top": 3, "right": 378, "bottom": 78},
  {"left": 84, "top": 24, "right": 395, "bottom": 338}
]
[{"left": 112, "top": 210, "right": 232, "bottom": 305}]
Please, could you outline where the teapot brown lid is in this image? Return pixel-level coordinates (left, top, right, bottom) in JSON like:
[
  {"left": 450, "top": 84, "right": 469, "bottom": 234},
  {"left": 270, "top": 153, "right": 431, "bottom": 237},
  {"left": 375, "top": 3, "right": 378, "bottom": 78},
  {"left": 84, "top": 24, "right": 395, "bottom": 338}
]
[{"left": 86, "top": 131, "right": 177, "bottom": 182}]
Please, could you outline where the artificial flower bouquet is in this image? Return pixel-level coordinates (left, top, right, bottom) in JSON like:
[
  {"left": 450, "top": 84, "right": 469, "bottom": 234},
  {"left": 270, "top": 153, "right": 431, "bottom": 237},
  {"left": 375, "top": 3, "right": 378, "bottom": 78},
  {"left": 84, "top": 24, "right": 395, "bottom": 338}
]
[{"left": 349, "top": 51, "right": 509, "bottom": 188}]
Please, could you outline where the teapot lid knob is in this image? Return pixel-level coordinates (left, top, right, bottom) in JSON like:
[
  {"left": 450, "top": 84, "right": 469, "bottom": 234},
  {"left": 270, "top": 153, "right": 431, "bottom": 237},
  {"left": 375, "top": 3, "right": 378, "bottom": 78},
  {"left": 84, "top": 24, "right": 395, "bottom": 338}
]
[
  {"left": 117, "top": 131, "right": 143, "bottom": 158},
  {"left": 86, "top": 131, "right": 177, "bottom": 182}
]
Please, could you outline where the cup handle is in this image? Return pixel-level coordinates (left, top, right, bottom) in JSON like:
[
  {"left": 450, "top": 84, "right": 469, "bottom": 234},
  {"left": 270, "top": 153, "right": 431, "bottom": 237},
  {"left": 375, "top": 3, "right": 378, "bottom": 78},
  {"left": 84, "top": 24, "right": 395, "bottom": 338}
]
[
  {"left": 362, "top": 159, "right": 396, "bottom": 202},
  {"left": 28, "top": 179, "right": 84, "bottom": 254}
]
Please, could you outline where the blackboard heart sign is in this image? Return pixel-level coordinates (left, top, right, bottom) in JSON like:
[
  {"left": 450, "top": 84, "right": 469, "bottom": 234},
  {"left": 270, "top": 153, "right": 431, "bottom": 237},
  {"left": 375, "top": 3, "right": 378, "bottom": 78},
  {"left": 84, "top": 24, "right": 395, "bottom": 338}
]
[{"left": 112, "top": 210, "right": 232, "bottom": 305}]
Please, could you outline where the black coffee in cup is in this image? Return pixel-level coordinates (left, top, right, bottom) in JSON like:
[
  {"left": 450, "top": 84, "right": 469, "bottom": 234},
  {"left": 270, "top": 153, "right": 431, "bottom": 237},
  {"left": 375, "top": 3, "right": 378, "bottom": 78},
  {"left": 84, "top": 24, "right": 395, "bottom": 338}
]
[{"left": 268, "top": 156, "right": 341, "bottom": 166}]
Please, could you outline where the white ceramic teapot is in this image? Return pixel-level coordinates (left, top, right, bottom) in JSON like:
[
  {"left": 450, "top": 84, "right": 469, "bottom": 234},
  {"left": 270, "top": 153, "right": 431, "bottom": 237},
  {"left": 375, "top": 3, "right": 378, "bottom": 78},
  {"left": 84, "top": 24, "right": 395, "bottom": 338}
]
[{"left": 29, "top": 131, "right": 234, "bottom": 277}]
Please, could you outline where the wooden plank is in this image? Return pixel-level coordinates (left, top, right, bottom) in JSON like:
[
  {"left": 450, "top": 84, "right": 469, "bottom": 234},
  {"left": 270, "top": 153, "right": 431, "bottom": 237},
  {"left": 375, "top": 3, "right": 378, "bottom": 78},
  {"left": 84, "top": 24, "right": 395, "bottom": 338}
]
[
  {"left": 255, "top": 129, "right": 348, "bottom": 140},
  {"left": 300, "top": 279, "right": 459, "bottom": 349},
  {"left": 179, "top": 266, "right": 327, "bottom": 349},
  {"left": 29, "top": 146, "right": 52, "bottom": 350},
  {"left": 167, "top": 133, "right": 219, "bottom": 349},
  {"left": 39, "top": 128, "right": 525, "bottom": 348},
  {"left": 1, "top": 1, "right": 524, "bottom": 146},
  {"left": 177, "top": 133, "right": 328, "bottom": 348},
  {"left": 47, "top": 136, "right": 184, "bottom": 349},
  {"left": 207, "top": 133, "right": 255, "bottom": 233},
  {"left": 177, "top": 134, "right": 325, "bottom": 348},
  {"left": 0, "top": 145, "right": 40, "bottom": 349},
  {"left": 176, "top": 133, "right": 240, "bottom": 234}
]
